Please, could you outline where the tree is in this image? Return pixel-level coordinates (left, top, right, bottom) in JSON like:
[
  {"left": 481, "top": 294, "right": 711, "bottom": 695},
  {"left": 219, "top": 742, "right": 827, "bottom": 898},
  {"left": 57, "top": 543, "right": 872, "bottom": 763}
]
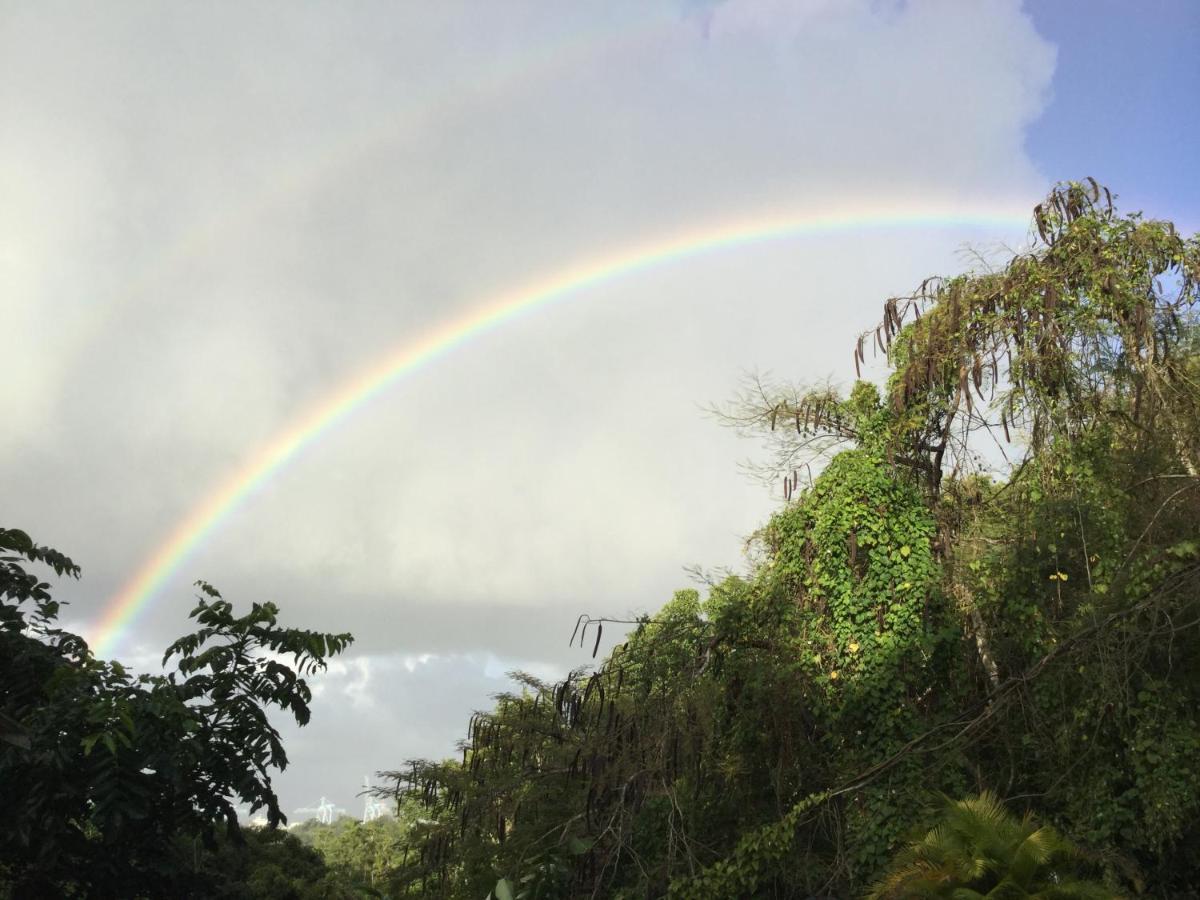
[
  {"left": 292, "top": 810, "right": 422, "bottom": 895},
  {"left": 0, "top": 526, "right": 353, "bottom": 898},
  {"left": 379, "top": 182, "right": 1200, "bottom": 897},
  {"left": 182, "top": 825, "right": 360, "bottom": 900}
]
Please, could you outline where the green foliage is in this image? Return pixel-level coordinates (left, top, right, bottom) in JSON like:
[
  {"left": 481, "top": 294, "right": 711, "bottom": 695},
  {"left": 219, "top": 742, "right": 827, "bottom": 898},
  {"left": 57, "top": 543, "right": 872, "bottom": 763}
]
[
  {"left": 865, "top": 792, "right": 1115, "bottom": 899},
  {"left": 8, "top": 181, "right": 1191, "bottom": 898},
  {"left": 667, "top": 790, "right": 832, "bottom": 899},
  {"left": 372, "top": 183, "right": 1200, "bottom": 898},
  {"left": 182, "top": 825, "right": 359, "bottom": 899},
  {"left": 292, "top": 811, "right": 422, "bottom": 895},
  {"left": 0, "top": 526, "right": 353, "bottom": 898}
]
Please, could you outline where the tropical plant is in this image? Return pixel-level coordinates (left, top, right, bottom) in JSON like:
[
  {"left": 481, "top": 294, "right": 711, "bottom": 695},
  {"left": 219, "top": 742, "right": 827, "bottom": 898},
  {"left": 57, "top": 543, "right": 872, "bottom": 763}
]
[{"left": 865, "top": 792, "right": 1115, "bottom": 899}]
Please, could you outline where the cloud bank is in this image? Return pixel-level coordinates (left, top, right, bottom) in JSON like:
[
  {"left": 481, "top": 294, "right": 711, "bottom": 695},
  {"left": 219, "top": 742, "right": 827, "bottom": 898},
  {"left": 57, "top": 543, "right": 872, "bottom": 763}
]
[{"left": 1, "top": 0, "right": 1053, "bottom": 812}]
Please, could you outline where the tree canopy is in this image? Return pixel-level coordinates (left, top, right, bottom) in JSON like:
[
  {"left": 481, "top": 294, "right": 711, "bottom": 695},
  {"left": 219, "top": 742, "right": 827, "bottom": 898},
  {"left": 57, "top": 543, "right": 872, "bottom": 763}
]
[{"left": 0, "top": 528, "right": 352, "bottom": 898}]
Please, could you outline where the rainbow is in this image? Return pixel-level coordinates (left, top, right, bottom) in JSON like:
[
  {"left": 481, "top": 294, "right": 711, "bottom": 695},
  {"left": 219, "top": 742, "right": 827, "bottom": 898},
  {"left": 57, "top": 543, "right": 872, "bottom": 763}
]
[{"left": 91, "top": 200, "right": 1030, "bottom": 656}]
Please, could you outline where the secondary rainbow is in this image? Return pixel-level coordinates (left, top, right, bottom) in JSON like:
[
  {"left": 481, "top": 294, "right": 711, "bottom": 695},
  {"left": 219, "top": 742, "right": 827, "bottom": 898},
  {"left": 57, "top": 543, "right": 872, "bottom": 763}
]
[{"left": 92, "top": 201, "right": 1030, "bottom": 656}]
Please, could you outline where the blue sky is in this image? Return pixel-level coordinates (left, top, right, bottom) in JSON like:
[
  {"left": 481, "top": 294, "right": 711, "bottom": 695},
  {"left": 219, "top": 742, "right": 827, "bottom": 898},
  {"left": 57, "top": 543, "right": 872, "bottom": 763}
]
[{"left": 1025, "top": 0, "right": 1199, "bottom": 229}]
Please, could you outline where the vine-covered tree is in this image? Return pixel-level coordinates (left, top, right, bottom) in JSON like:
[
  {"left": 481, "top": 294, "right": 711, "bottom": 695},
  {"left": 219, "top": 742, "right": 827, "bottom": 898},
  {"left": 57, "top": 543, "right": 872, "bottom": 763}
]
[
  {"left": 376, "top": 182, "right": 1199, "bottom": 898},
  {"left": 0, "top": 526, "right": 353, "bottom": 898}
]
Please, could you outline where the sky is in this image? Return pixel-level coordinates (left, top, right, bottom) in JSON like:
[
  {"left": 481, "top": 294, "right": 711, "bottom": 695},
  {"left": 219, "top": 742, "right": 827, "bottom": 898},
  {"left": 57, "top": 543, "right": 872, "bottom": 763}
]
[{"left": 2, "top": 0, "right": 1197, "bottom": 821}]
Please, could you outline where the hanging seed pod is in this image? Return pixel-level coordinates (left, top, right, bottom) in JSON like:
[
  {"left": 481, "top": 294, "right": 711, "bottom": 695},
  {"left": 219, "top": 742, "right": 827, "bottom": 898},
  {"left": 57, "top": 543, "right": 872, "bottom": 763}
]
[{"left": 583, "top": 672, "right": 598, "bottom": 707}]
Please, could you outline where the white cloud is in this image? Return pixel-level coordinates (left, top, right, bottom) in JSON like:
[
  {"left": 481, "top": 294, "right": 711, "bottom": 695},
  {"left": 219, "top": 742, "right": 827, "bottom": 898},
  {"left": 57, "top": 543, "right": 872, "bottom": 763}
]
[{"left": 2, "top": 0, "right": 1054, "bottom": 809}]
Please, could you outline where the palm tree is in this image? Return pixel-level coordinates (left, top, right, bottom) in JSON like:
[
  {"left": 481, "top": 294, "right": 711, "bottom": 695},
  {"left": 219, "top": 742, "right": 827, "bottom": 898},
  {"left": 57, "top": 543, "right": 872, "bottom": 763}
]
[{"left": 865, "top": 792, "right": 1118, "bottom": 899}]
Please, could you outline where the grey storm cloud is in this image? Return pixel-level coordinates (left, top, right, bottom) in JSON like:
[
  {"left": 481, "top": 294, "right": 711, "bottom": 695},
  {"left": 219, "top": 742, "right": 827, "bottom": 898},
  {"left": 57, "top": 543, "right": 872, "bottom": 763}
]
[{"left": 2, "top": 0, "right": 1053, "bottom": 813}]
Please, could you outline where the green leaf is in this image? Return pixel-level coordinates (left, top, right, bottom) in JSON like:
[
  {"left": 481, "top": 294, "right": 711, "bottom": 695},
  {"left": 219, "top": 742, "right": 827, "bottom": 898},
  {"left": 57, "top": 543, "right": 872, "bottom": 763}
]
[{"left": 495, "top": 877, "right": 515, "bottom": 900}]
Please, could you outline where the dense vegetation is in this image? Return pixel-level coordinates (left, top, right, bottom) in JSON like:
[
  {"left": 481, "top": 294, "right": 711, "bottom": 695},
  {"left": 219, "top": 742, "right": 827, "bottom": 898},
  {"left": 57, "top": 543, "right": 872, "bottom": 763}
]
[
  {"left": 4, "top": 181, "right": 1198, "bottom": 897},
  {"left": 290, "top": 813, "right": 424, "bottom": 894},
  {"left": 186, "top": 813, "right": 424, "bottom": 898},
  {"left": 0, "top": 532, "right": 352, "bottom": 898},
  {"left": 371, "top": 183, "right": 1200, "bottom": 898}
]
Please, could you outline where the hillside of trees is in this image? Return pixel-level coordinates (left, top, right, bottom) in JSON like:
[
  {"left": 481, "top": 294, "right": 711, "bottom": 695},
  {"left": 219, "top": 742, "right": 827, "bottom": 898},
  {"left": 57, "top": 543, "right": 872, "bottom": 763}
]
[
  {"left": 4, "top": 181, "right": 1199, "bottom": 897},
  {"left": 375, "top": 182, "right": 1200, "bottom": 899}
]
